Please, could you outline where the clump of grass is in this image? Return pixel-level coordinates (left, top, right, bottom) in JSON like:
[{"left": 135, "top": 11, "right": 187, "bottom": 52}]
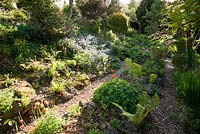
[
  {"left": 88, "top": 128, "right": 102, "bottom": 134},
  {"left": 67, "top": 103, "right": 81, "bottom": 117},
  {"left": 179, "top": 71, "right": 200, "bottom": 110},
  {"left": 33, "top": 111, "right": 63, "bottom": 134},
  {"left": 48, "top": 60, "right": 66, "bottom": 78},
  {"left": 65, "top": 103, "right": 81, "bottom": 125},
  {"left": 110, "top": 118, "right": 120, "bottom": 129},
  {"left": 49, "top": 80, "right": 64, "bottom": 93}
]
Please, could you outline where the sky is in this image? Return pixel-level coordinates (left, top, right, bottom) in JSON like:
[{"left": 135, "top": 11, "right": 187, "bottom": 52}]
[
  {"left": 56, "top": 0, "right": 174, "bottom": 8},
  {"left": 120, "top": 0, "right": 130, "bottom": 5}
]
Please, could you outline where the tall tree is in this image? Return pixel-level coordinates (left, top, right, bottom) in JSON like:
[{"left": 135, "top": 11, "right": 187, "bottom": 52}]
[
  {"left": 76, "top": 0, "right": 109, "bottom": 19},
  {"left": 144, "top": 0, "right": 164, "bottom": 34},
  {"left": 18, "top": 0, "right": 65, "bottom": 43},
  {"left": 136, "top": 0, "right": 154, "bottom": 33}
]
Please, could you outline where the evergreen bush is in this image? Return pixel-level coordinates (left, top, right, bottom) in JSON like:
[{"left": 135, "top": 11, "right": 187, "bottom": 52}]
[{"left": 108, "top": 12, "right": 129, "bottom": 34}]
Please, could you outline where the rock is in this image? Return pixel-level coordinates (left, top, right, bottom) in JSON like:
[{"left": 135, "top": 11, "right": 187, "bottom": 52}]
[
  {"left": 79, "top": 101, "right": 84, "bottom": 108},
  {"left": 119, "top": 116, "right": 137, "bottom": 133},
  {"left": 86, "top": 102, "right": 96, "bottom": 109},
  {"left": 68, "top": 87, "right": 78, "bottom": 95},
  {"left": 154, "top": 78, "right": 164, "bottom": 87},
  {"left": 147, "top": 84, "right": 155, "bottom": 97},
  {"left": 0, "top": 80, "right": 6, "bottom": 89},
  {"left": 104, "top": 122, "right": 118, "bottom": 134},
  {"left": 14, "top": 80, "right": 32, "bottom": 88},
  {"left": 0, "top": 58, "right": 13, "bottom": 71},
  {"left": 88, "top": 74, "right": 97, "bottom": 81},
  {"left": 60, "top": 91, "right": 74, "bottom": 101},
  {"left": 13, "top": 80, "right": 36, "bottom": 114}
]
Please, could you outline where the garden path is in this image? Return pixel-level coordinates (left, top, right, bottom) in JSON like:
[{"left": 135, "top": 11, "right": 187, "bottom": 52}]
[
  {"left": 57, "top": 61, "right": 126, "bottom": 116},
  {"left": 146, "top": 58, "right": 185, "bottom": 134}
]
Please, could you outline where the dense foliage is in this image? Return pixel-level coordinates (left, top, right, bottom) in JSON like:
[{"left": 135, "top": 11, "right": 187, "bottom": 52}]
[
  {"left": 173, "top": 70, "right": 200, "bottom": 133},
  {"left": 93, "top": 78, "right": 142, "bottom": 113},
  {"left": 0, "top": 0, "right": 27, "bottom": 60},
  {"left": 179, "top": 71, "right": 200, "bottom": 110},
  {"left": 136, "top": 0, "right": 164, "bottom": 34},
  {"left": 163, "top": 0, "right": 200, "bottom": 70},
  {"left": 0, "top": 0, "right": 199, "bottom": 133},
  {"left": 76, "top": 0, "right": 108, "bottom": 19},
  {"left": 136, "top": 0, "right": 154, "bottom": 33},
  {"left": 18, "top": 0, "right": 65, "bottom": 43}
]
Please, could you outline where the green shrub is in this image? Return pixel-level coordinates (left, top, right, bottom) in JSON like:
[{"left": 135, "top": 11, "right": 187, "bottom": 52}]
[
  {"left": 149, "top": 73, "right": 157, "bottom": 84},
  {"left": 127, "top": 46, "right": 151, "bottom": 64},
  {"left": 151, "top": 45, "right": 167, "bottom": 62},
  {"left": 125, "top": 58, "right": 142, "bottom": 81},
  {"left": 105, "top": 30, "right": 118, "bottom": 42},
  {"left": 108, "top": 12, "right": 129, "bottom": 33},
  {"left": 34, "top": 111, "right": 63, "bottom": 134},
  {"left": 109, "top": 56, "right": 121, "bottom": 69},
  {"left": 111, "top": 44, "right": 120, "bottom": 57},
  {"left": 136, "top": 0, "right": 156, "bottom": 33},
  {"left": 48, "top": 60, "right": 66, "bottom": 78},
  {"left": 19, "top": 0, "right": 65, "bottom": 43},
  {"left": 49, "top": 80, "right": 64, "bottom": 93},
  {"left": 80, "top": 19, "right": 101, "bottom": 34},
  {"left": 66, "top": 60, "right": 77, "bottom": 67},
  {"left": 113, "top": 92, "right": 159, "bottom": 127},
  {"left": 142, "top": 60, "right": 164, "bottom": 77},
  {"left": 181, "top": 104, "right": 200, "bottom": 134},
  {"left": 93, "top": 78, "right": 142, "bottom": 113},
  {"left": 0, "top": 88, "right": 15, "bottom": 114},
  {"left": 66, "top": 104, "right": 81, "bottom": 117},
  {"left": 68, "top": 72, "right": 90, "bottom": 89},
  {"left": 110, "top": 118, "right": 120, "bottom": 129},
  {"left": 74, "top": 53, "right": 90, "bottom": 69},
  {"left": 143, "top": 0, "right": 165, "bottom": 34},
  {"left": 88, "top": 128, "right": 102, "bottom": 134},
  {"left": 77, "top": 0, "right": 107, "bottom": 19},
  {"left": 179, "top": 71, "right": 200, "bottom": 110},
  {"left": 174, "top": 70, "right": 200, "bottom": 133},
  {"left": 172, "top": 37, "right": 188, "bottom": 70},
  {"left": 20, "top": 60, "right": 44, "bottom": 72},
  {"left": 128, "top": 46, "right": 142, "bottom": 61}
]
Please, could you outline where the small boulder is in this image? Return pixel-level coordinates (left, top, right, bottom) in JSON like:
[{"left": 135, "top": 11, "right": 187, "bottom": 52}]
[{"left": 13, "top": 80, "right": 36, "bottom": 114}]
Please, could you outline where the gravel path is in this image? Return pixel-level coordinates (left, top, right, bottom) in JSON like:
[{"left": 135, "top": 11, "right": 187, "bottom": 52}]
[
  {"left": 57, "top": 62, "right": 126, "bottom": 116},
  {"left": 146, "top": 58, "right": 185, "bottom": 134}
]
